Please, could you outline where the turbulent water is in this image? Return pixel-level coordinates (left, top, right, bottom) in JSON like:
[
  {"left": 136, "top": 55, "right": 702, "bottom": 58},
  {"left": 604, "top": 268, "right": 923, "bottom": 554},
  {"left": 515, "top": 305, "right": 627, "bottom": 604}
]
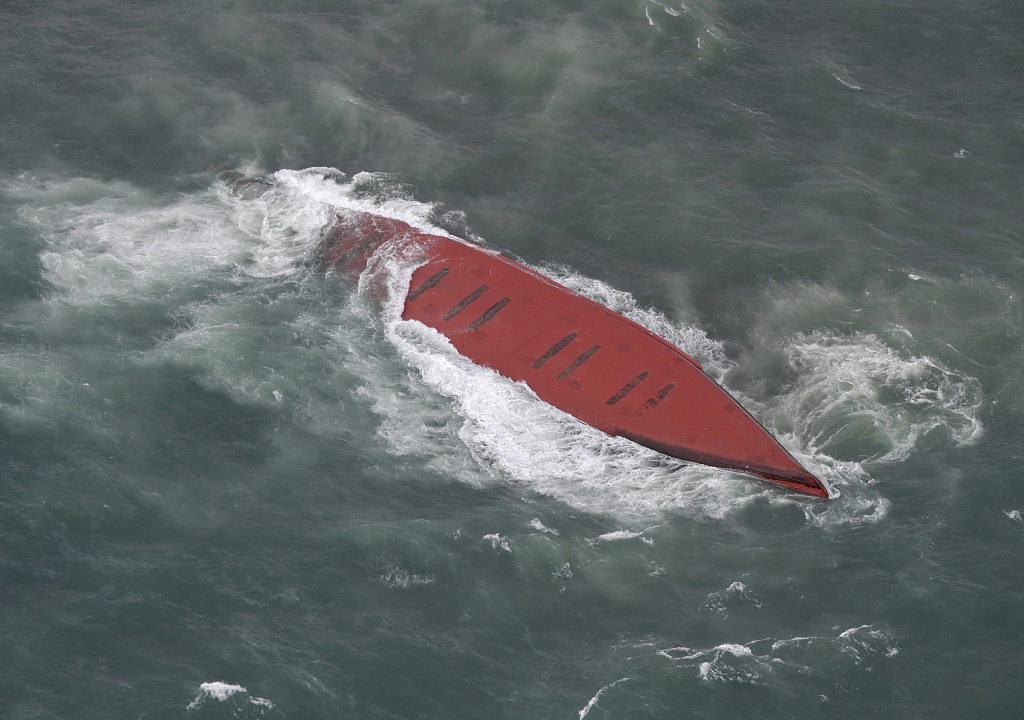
[{"left": 1, "top": 1, "right": 1022, "bottom": 718}]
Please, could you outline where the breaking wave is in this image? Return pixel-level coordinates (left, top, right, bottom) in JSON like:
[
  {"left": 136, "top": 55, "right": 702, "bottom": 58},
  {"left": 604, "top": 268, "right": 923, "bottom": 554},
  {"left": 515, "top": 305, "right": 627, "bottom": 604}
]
[
  {"left": 658, "top": 624, "right": 899, "bottom": 685},
  {"left": 187, "top": 682, "right": 277, "bottom": 719}
]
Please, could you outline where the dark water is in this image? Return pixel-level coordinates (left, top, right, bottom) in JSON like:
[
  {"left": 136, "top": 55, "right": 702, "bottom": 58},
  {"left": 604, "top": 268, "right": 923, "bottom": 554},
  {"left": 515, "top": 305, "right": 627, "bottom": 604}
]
[{"left": 2, "top": 1, "right": 1023, "bottom": 718}]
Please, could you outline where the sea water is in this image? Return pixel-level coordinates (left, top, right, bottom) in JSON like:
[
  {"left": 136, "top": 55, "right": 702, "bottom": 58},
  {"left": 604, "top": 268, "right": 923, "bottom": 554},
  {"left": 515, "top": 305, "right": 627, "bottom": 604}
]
[{"left": 1, "top": 1, "right": 1022, "bottom": 718}]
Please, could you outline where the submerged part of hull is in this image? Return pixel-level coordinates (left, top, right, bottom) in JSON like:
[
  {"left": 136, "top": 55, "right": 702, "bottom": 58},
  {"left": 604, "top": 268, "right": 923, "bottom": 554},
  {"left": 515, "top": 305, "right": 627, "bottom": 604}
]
[{"left": 323, "top": 210, "right": 829, "bottom": 498}]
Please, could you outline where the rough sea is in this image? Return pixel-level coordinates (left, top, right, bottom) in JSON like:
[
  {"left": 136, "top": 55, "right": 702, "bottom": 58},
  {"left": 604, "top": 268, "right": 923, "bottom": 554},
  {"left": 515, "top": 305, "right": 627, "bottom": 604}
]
[{"left": 1, "top": 1, "right": 1022, "bottom": 718}]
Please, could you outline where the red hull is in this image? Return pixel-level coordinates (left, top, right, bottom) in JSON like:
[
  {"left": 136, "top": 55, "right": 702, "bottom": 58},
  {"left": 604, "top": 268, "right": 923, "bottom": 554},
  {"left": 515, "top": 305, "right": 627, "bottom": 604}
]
[{"left": 323, "top": 211, "right": 828, "bottom": 498}]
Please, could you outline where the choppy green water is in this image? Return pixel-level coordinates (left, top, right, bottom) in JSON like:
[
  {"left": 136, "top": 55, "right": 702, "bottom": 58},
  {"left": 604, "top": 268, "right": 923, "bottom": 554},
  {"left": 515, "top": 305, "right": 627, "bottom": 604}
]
[{"left": 1, "top": 1, "right": 1023, "bottom": 718}]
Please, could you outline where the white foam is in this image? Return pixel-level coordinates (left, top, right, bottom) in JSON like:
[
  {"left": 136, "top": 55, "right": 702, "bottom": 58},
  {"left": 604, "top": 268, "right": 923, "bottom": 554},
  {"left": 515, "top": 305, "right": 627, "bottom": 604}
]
[
  {"left": 345, "top": 235, "right": 874, "bottom": 523},
  {"left": 832, "top": 73, "right": 862, "bottom": 90},
  {"left": 0, "top": 169, "right": 767, "bottom": 523},
  {"left": 350, "top": 251, "right": 767, "bottom": 521},
  {"left": 1006, "top": 510, "right": 1023, "bottom": 523},
  {"left": 667, "top": 0, "right": 733, "bottom": 60},
  {"left": 11, "top": 176, "right": 246, "bottom": 304},
  {"left": 368, "top": 262, "right": 902, "bottom": 525},
  {"left": 530, "top": 518, "right": 560, "bottom": 535},
  {"left": 532, "top": 265, "right": 727, "bottom": 374},
  {"left": 579, "top": 678, "right": 631, "bottom": 720},
  {"left": 837, "top": 624, "right": 900, "bottom": 662},
  {"left": 187, "top": 682, "right": 275, "bottom": 714},
  {"left": 716, "top": 643, "right": 754, "bottom": 657},
  {"left": 5, "top": 169, "right": 414, "bottom": 309},
  {"left": 552, "top": 562, "right": 574, "bottom": 580},
  {"left": 483, "top": 533, "right": 514, "bottom": 553},
  {"left": 660, "top": 624, "right": 898, "bottom": 684},
  {"left": 194, "top": 682, "right": 246, "bottom": 703},
  {"left": 765, "top": 331, "right": 983, "bottom": 463},
  {"left": 645, "top": 561, "right": 665, "bottom": 576},
  {"left": 253, "top": 174, "right": 905, "bottom": 525},
  {"left": 590, "top": 527, "right": 658, "bottom": 544},
  {"left": 8, "top": 166, "right": 982, "bottom": 528},
  {"left": 823, "top": 59, "right": 862, "bottom": 91},
  {"left": 659, "top": 2, "right": 681, "bottom": 18},
  {"left": 596, "top": 530, "right": 644, "bottom": 542},
  {"left": 373, "top": 559, "right": 436, "bottom": 589},
  {"left": 701, "top": 581, "right": 762, "bottom": 616}
]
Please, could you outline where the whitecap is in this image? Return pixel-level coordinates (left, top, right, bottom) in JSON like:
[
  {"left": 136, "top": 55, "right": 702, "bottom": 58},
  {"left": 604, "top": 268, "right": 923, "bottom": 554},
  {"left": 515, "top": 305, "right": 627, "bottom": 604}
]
[
  {"left": 372, "top": 559, "right": 436, "bottom": 589},
  {"left": 590, "top": 527, "right": 658, "bottom": 544},
  {"left": 832, "top": 73, "right": 862, "bottom": 90},
  {"left": 659, "top": 624, "right": 898, "bottom": 684},
  {"left": 191, "top": 682, "right": 246, "bottom": 705},
  {"left": 530, "top": 518, "right": 560, "bottom": 535},
  {"left": 596, "top": 530, "right": 645, "bottom": 542},
  {"left": 483, "top": 533, "right": 514, "bottom": 553},
  {"left": 579, "top": 677, "right": 631, "bottom": 720},
  {"left": 552, "top": 562, "right": 574, "bottom": 580},
  {"left": 701, "top": 580, "right": 763, "bottom": 616},
  {"left": 187, "top": 682, "right": 276, "bottom": 716}
]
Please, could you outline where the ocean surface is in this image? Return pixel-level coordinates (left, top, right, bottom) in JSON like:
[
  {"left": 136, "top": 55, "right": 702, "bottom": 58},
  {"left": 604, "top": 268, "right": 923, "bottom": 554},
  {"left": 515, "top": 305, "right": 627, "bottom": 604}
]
[{"left": 1, "top": 1, "right": 1022, "bottom": 718}]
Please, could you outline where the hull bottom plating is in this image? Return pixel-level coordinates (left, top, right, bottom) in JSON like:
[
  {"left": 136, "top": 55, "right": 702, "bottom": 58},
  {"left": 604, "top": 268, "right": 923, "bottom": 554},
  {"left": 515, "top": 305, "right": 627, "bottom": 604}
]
[{"left": 323, "top": 211, "right": 828, "bottom": 499}]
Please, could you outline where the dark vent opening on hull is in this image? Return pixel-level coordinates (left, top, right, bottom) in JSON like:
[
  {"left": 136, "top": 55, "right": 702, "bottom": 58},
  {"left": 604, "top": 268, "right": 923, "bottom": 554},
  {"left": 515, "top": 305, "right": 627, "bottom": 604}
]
[
  {"left": 338, "top": 231, "right": 385, "bottom": 265},
  {"left": 444, "top": 286, "right": 489, "bottom": 321},
  {"left": 635, "top": 383, "right": 675, "bottom": 416},
  {"left": 557, "top": 345, "right": 601, "bottom": 380},
  {"left": 468, "top": 298, "right": 511, "bottom": 331},
  {"left": 533, "top": 333, "right": 577, "bottom": 369},
  {"left": 606, "top": 371, "right": 650, "bottom": 405},
  {"left": 407, "top": 268, "right": 449, "bottom": 301}
]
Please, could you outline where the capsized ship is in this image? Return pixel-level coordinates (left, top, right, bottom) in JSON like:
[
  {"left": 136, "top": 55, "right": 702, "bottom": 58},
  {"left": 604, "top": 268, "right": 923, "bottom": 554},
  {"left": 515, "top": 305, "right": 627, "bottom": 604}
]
[{"left": 319, "top": 209, "right": 828, "bottom": 498}]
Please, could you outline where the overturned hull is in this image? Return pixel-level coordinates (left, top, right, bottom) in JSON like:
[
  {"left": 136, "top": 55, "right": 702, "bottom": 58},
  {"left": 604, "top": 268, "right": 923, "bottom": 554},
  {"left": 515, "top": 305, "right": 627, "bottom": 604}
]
[{"left": 323, "top": 210, "right": 828, "bottom": 498}]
